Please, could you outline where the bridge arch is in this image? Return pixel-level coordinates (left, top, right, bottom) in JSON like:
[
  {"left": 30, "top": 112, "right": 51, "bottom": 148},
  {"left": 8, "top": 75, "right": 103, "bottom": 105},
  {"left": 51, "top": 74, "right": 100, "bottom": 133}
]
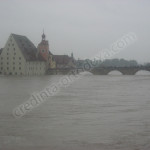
[
  {"left": 107, "top": 70, "right": 123, "bottom": 75},
  {"left": 134, "top": 70, "right": 150, "bottom": 75},
  {"left": 90, "top": 68, "right": 126, "bottom": 75},
  {"left": 90, "top": 67, "right": 150, "bottom": 75}
]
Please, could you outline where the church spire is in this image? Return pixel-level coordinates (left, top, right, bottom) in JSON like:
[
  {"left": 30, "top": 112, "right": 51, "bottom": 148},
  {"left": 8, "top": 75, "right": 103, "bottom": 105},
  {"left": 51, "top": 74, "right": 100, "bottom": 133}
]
[{"left": 42, "top": 29, "right": 46, "bottom": 41}]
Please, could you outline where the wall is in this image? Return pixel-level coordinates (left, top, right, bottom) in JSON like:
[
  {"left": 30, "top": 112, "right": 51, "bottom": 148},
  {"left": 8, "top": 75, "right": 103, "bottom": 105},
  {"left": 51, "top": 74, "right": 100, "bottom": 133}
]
[
  {"left": 0, "top": 34, "right": 26, "bottom": 75},
  {"left": 0, "top": 34, "right": 46, "bottom": 76},
  {"left": 25, "top": 61, "right": 46, "bottom": 76}
]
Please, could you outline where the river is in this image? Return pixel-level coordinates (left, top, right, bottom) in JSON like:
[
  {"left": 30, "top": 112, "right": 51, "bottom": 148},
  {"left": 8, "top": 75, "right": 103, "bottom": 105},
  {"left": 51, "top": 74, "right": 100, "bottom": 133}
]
[{"left": 0, "top": 72, "right": 150, "bottom": 150}]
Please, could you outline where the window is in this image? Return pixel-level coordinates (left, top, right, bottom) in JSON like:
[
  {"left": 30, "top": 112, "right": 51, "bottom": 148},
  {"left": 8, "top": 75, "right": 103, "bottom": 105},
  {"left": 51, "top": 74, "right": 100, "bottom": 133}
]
[
  {"left": 19, "top": 67, "right": 21, "bottom": 70},
  {"left": 8, "top": 44, "right": 10, "bottom": 46},
  {"left": 1, "top": 62, "right": 3, "bottom": 65},
  {"left": 7, "top": 62, "right": 9, "bottom": 65},
  {"left": 19, "top": 62, "right": 21, "bottom": 65},
  {"left": 1, "top": 57, "right": 3, "bottom": 60},
  {"left": 14, "top": 48, "right": 15, "bottom": 50},
  {"left": 7, "top": 48, "right": 9, "bottom": 51},
  {"left": 1, "top": 67, "right": 3, "bottom": 70},
  {"left": 7, "top": 53, "right": 9, "bottom": 55},
  {"left": 13, "top": 62, "right": 15, "bottom": 65},
  {"left": 42, "top": 50, "right": 45, "bottom": 53},
  {"left": 13, "top": 67, "right": 15, "bottom": 70},
  {"left": 14, "top": 53, "right": 16, "bottom": 55},
  {"left": 13, "top": 57, "right": 15, "bottom": 60},
  {"left": 12, "top": 44, "right": 14, "bottom": 46},
  {"left": 7, "top": 57, "right": 9, "bottom": 60},
  {"left": 7, "top": 67, "right": 9, "bottom": 70},
  {"left": 19, "top": 57, "right": 21, "bottom": 60}
]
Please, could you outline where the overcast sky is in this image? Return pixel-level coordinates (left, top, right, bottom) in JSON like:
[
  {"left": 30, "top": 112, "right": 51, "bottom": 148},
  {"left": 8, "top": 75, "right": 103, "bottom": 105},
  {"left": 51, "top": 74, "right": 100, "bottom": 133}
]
[{"left": 0, "top": 0, "right": 150, "bottom": 63}]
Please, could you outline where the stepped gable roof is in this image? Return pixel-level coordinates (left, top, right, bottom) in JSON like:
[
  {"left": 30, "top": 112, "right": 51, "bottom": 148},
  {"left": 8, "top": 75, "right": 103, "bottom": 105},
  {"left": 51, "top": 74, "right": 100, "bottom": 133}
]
[
  {"left": 0, "top": 48, "right": 3, "bottom": 55},
  {"left": 12, "top": 34, "right": 45, "bottom": 61},
  {"left": 53, "top": 55, "right": 72, "bottom": 65}
]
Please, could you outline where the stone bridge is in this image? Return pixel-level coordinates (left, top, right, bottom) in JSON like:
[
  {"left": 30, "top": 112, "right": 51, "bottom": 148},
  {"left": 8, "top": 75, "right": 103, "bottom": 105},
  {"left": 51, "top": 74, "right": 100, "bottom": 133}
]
[
  {"left": 47, "top": 66, "right": 150, "bottom": 75},
  {"left": 90, "top": 66, "right": 150, "bottom": 75}
]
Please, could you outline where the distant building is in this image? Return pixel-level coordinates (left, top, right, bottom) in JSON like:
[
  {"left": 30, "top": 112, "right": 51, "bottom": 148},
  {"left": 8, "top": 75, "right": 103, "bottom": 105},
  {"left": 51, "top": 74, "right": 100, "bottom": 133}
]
[
  {"left": 0, "top": 34, "right": 46, "bottom": 75},
  {"left": 53, "top": 54, "right": 76, "bottom": 68},
  {"left": 37, "top": 33, "right": 75, "bottom": 69}
]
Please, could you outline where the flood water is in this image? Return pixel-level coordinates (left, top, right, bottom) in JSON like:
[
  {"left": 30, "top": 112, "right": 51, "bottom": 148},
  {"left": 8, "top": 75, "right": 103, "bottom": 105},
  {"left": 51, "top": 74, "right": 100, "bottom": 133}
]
[{"left": 0, "top": 72, "right": 150, "bottom": 150}]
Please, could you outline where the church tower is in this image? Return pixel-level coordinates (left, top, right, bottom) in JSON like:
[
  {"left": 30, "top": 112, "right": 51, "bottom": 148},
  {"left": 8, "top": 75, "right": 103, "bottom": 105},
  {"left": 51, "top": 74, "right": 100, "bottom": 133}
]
[
  {"left": 38, "top": 31, "right": 49, "bottom": 61},
  {"left": 37, "top": 31, "right": 56, "bottom": 69}
]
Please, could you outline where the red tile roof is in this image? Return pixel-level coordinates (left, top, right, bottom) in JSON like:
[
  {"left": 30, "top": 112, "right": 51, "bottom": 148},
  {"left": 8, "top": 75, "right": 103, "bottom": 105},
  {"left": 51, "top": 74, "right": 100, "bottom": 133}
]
[{"left": 53, "top": 55, "right": 72, "bottom": 65}]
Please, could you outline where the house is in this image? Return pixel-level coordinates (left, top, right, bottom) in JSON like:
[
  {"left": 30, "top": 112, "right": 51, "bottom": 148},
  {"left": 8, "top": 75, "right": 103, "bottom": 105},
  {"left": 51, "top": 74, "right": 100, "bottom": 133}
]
[
  {"left": 0, "top": 34, "right": 46, "bottom": 75},
  {"left": 53, "top": 54, "right": 76, "bottom": 69}
]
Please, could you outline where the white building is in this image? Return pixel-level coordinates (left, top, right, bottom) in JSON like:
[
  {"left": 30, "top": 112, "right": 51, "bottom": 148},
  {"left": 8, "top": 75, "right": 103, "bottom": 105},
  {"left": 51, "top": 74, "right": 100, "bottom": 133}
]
[{"left": 0, "top": 34, "right": 46, "bottom": 76}]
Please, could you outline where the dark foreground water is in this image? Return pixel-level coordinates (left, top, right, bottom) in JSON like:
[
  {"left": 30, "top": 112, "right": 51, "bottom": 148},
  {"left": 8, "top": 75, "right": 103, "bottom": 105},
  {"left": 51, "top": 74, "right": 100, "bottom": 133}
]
[{"left": 0, "top": 72, "right": 150, "bottom": 150}]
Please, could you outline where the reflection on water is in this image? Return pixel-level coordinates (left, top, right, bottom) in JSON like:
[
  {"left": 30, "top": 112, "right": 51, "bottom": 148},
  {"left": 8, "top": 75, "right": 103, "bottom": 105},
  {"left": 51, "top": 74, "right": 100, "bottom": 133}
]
[
  {"left": 0, "top": 73, "right": 150, "bottom": 150},
  {"left": 108, "top": 70, "right": 122, "bottom": 75},
  {"left": 135, "top": 70, "right": 150, "bottom": 75}
]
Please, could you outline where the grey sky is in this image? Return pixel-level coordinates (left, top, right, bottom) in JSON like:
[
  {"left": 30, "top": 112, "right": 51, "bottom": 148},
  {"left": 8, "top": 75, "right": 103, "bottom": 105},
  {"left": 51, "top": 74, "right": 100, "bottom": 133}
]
[{"left": 0, "top": 0, "right": 150, "bottom": 63}]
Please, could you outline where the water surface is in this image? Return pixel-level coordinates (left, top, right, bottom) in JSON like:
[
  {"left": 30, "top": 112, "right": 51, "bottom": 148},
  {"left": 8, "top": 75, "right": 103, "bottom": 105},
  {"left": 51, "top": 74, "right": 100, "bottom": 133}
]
[{"left": 0, "top": 73, "right": 150, "bottom": 150}]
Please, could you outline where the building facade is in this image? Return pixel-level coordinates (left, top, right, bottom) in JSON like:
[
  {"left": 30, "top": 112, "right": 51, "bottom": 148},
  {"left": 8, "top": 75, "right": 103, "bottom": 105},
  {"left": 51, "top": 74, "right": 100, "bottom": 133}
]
[
  {"left": 0, "top": 32, "right": 77, "bottom": 76},
  {"left": 53, "top": 54, "right": 76, "bottom": 68},
  {"left": 37, "top": 33, "right": 56, "bottom": 69},
  {"left": 0, "top": 34, "right": 46, "bottom": 75}
]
